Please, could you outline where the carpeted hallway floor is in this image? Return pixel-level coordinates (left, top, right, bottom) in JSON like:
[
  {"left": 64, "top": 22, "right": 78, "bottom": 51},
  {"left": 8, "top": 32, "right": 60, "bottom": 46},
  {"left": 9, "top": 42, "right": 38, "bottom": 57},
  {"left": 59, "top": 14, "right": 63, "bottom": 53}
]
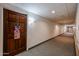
[{"left": 16, "top": 34, "right": 75, "bottom": 56}]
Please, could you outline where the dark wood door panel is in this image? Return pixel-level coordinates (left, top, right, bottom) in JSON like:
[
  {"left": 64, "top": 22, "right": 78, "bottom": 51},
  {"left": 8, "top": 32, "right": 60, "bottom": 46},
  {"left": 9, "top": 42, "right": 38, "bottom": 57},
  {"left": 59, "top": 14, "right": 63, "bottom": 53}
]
[
  {"left": 19, "top": 14, "right": 26, "bottom": 23},
  {"left": 3, "top": 8, "right": 27, "bottom": 56},
  {"left": 7, "top": 39, "right": 15, "bottom": 51},
  {"left": 20, "top": 23, "right": 25, "bottom": 32},
  {"left": 8, "top": 14, "right": 17, "bottom": 22},
  {"left": 7, "top": 22, "right": 14, "bottom": 38}
]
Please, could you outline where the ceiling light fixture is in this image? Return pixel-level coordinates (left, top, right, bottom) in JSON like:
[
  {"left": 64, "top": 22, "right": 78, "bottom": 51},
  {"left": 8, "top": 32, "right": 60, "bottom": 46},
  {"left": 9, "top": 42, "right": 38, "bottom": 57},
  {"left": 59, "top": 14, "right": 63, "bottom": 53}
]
[{"left": 51, "top": 10, "right": 55, "bottom": 14}]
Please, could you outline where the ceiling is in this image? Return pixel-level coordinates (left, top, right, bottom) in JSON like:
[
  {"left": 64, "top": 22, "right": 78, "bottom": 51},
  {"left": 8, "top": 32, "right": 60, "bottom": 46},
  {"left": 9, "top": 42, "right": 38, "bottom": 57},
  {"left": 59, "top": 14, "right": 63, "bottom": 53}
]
[{"left": 10, "top": 3, "right": 77, "bottom": 24}]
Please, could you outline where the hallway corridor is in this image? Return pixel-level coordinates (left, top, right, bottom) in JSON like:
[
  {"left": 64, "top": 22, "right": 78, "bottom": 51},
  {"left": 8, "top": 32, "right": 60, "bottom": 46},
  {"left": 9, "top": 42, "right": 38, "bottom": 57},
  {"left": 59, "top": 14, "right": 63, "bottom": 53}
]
[{"left": 17, "top": 34, "right": 75, "bottom": 56}]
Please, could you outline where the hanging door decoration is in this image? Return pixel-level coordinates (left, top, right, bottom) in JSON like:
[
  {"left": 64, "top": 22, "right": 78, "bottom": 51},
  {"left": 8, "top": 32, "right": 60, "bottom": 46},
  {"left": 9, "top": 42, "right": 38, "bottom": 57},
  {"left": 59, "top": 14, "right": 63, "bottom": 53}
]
[{"left": 14, "top": 23, "right": 20, "bottom": 39}]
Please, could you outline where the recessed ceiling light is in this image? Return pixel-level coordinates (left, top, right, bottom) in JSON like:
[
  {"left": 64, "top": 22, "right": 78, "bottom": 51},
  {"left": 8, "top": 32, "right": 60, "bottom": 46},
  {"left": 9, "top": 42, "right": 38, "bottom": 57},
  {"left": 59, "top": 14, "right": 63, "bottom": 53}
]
[{"left": 51, "top": 10, "right": 55, "bottom": 14}]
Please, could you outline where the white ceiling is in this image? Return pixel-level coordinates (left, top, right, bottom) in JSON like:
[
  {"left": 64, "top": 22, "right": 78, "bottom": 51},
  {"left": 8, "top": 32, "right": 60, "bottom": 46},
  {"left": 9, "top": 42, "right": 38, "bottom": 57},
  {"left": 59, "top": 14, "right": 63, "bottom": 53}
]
[{"left": 10, "top": 3, "right": 77, "bottom": 24}]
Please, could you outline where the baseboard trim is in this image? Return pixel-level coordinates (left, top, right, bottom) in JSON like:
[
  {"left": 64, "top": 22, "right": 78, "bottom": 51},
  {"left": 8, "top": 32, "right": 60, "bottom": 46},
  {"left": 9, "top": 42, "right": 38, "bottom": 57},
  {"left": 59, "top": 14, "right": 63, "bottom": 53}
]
[{"left": 28, "top": 33, "right": 63, "bottom": 50}]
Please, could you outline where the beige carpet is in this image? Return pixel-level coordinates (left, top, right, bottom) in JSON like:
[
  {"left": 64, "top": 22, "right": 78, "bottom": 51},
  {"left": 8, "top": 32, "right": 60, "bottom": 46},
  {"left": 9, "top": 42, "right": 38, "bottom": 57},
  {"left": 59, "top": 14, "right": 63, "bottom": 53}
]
[{"left": 16, "top": 34, "right": 75, "bottom": 56}]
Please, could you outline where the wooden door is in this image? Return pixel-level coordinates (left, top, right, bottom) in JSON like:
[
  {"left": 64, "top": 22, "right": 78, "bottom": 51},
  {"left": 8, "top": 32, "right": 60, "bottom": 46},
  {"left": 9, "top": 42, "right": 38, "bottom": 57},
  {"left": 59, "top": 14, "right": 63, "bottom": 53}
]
[{"left": 3, "top": 9, "right": 27, "bottom": 56}]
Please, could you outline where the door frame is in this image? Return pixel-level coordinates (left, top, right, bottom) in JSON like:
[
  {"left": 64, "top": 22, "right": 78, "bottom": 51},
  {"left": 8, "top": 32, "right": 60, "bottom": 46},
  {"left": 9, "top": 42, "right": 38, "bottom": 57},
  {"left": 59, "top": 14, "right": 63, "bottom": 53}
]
[{"left": 3, "top": 8, "right": 27, "bottom": 56}]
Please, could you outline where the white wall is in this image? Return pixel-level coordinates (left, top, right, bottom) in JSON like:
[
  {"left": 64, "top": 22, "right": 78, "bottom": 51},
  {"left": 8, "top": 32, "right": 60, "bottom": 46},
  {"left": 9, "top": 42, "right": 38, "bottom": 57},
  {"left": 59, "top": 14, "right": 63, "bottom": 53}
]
[
  {"left": 75, "top": 3, "right": 79, "bottom": 55},
  {"left": 0, "top": 6, "right": 3, "bottom": 56},
  {"left": 0, "top": 4, "right": 64, "bottom": 55},
  {"left": 27, "top": 18, "right": 64, "bottom": 49},
  {"left": 59, "top": 25, "right": 64, "bottom": 34},
  {"left": 27, "top": 20, "right": 51, "bottom": 48}
]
